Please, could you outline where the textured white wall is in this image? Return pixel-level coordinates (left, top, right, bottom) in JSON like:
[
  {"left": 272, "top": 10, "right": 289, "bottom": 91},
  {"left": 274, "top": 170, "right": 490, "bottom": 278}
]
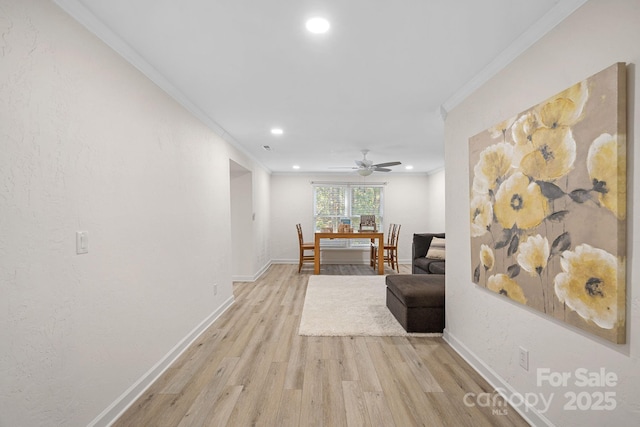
[
  {"left": 269, "top": 173, "right": 443, "bottom": 265},
  {"left": 0, "top": 0, "right": 269, "bottom": 425},
  {"left": 426, "top": 168, "right": 446, "bottom": 232},
  {"left": 252, "top": 166, "right": 272, "bottom": 275},
  {"left": 230, "top": 168, "right": 254, "bottom": 279},
  {"left": 444, "top": 1, "right": 640, "bottom": 425}
]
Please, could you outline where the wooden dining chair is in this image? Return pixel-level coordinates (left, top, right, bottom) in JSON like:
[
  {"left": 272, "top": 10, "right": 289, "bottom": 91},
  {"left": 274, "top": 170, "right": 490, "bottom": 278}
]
[
  {"left": 386, "top": 224, "right": 401, "bottom": 272},
  {"left": 371, "top": 222, "right": 394, "bottom": 268},
  {"left": 296, "top": 223, "right": 315, "bottom": 273},
  {"left": 373, "top": 223, "right": 401, "bottom": 272}
]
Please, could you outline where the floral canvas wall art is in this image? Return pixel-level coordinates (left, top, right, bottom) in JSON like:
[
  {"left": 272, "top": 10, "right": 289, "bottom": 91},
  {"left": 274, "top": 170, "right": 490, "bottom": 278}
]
[{"left": 469, "top": 63, "right": 627, "bottom": 344}]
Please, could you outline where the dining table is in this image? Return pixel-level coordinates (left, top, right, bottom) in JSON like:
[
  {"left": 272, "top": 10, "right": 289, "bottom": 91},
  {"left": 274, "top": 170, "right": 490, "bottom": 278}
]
[{"left": 314, "top": 231, "right": 385, "bottom": 275}]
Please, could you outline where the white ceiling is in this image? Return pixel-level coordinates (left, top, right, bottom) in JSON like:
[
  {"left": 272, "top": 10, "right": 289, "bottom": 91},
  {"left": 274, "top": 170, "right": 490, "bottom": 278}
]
[{"left": 56, "top": 0, "right": 587, "bottom": 174}]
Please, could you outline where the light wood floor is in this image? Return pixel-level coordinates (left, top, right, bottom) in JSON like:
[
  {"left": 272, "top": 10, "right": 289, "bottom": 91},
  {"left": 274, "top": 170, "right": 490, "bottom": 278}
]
[{"left": 113, "top": 264, "right": 529, "bottom": 427}]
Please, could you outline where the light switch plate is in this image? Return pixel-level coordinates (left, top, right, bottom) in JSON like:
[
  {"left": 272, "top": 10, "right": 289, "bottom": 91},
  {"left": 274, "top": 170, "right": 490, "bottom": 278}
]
[
  {"left": 76, "top": 231, "right": 88, "bottom": 254},
  {"left": 519, "top": 347, "right": 529, "bottom": 371}
]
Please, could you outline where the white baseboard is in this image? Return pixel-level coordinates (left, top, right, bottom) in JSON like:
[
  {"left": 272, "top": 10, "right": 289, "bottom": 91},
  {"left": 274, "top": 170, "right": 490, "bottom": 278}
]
[
  {"left": 443, "top": 329, "right": 554, "bottom": 427},
  {"left": 270, "top": 259, "right": 298, "bottom": 264},
  {"left": 88, "top": 296, "right": 235, "bottom": 427},
  {"left": 232, "top": 260, "right": 273, "bottom": 282},
  {"left": 232, "top": 274, "right": 256, "bottom": 281}
]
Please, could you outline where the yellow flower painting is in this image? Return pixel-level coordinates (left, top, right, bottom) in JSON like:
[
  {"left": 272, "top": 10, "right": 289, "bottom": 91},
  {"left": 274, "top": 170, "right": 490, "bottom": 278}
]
[
  {"left": 517, "top": 235, "right": 549, "bottom": 276},
  {"left": 472, "top": 142, "right": 514, "bottom": 195},
  {"left": 555, "top": 244, "right": 621, "bottom": 330},
  {"left": 468, "top": 63, "right": 627, "bottom": 344},
  {"left": 470, "top": 195, "right": 493, "bottom": 237},
  {"left": 587, "top": 133, "right": 626, "bottom": 220},
  {"left": 518, "top": 126, "right": 576, "bottom": 181},
  {"left": 487, "top": 274, "right": 527, "bottom": 305},
  {"left": 493, "top": 172, "right": 548, "bottom": 230},
  {"left": 480, "top": 244, "right": 495, "bottom": 271},
  {"left": 538, "top": 80, "right": 588, "bottom": 128}
]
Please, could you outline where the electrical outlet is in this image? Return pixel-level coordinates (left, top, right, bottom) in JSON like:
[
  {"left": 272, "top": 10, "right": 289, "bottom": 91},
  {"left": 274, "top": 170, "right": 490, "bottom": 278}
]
[
  {"left": 519, "top": 347, "right": 529, "bottom": 371},
  {"left": 213, "top": 284, "right": 218, "bottom": 296}
]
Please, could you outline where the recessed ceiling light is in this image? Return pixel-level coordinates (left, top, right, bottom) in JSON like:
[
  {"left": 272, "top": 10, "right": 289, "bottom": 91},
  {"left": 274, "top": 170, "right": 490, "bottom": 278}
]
[
  {"left": 306, "top": 17, "right": 330, "bottom": 34},
  {"left": 405, "top": 165, "right": 414, "bottom": 170},
  {"left": 293, "top": 165, "right": 300, "bottom": 170},
  {"left": 270, "top": 128, "right": 283, "bottom": 135}
]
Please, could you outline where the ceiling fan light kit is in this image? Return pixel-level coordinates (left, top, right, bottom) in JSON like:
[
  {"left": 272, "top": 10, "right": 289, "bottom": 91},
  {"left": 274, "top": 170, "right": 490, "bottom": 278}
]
[{"left": 332, "top": 149, "right": 401, "bottom": 176}]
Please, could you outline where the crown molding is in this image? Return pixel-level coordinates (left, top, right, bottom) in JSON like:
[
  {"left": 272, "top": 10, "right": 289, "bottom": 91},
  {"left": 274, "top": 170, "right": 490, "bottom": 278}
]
[
  {"left": 441, "top": 0, "right": 589, "bottom": 115},
  {"left": 52, "top": 0, "right": 269, "bottom": 173},
  {"left": 54, "top": 0, "right": 586, "bottom": 175}
]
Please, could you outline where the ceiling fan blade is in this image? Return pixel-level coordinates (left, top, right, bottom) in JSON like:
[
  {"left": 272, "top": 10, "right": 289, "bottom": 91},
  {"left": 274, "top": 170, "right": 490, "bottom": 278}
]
[
  {"left": 373, "top": 161, "right": 401, "bottom": 168},
  {"left": 355, "top": 160, "right": 366, "bottom": 167},
  {"left": 374, "top": 167, "right": 392, "bottom": 172},
  {"left": 329, "top": 166, "right": 357, "bottom": 169}
]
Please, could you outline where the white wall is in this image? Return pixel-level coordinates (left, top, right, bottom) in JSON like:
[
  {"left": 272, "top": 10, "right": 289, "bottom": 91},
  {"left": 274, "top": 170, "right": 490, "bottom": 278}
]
[
  {"left": 230, "top": 163, "right": 254, "bottom": 279},
  {"left": 0, "top": 1, "right": 270, "bottom": 425},
  {"left": 252, "top": 165, "right": 272, "bottom": 276},
  {"left": 426, "top": 168, "right": 446, "bottom": 232},
  {"left": 444, "top": 1, "right": 640, "bottom": 425},
  {"left": 270, "top": 173, "right": 444, "bottom": 265}
]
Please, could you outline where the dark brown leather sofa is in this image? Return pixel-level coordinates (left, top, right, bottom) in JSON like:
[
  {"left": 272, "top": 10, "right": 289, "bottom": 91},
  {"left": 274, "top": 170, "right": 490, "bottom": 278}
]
[
  {"left": 412, "top": 233, "right": 445, "bottom": 274},
  {"left": 385, "top": 233, "right": 446, "bottom": 333}
]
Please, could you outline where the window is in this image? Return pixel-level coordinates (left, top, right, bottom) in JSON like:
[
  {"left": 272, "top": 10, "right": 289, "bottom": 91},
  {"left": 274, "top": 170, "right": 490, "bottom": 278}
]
[{"left": 313, "top": 183, "right": 384, "bottom": 248}]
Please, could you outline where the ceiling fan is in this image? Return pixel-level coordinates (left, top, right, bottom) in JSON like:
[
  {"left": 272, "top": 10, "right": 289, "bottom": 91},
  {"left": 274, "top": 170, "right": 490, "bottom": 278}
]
[{"left": 331, "top": 150, "right": 402, "bottom": 176}]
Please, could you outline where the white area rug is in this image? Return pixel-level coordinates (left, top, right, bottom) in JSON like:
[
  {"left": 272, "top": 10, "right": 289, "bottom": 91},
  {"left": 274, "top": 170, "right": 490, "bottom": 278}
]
[{"left": 298, "top": 275, "right": 442, "bottom": 337}]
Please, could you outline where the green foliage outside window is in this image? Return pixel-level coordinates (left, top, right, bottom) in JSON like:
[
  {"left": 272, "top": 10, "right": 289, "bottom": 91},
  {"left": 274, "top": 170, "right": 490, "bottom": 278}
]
[{"left": 313, "top": 184, "right": 384, "bottom": 247}]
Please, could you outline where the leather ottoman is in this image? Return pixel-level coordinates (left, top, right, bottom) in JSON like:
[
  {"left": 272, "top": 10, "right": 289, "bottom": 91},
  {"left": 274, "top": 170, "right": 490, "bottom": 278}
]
[{"left": 385, "top": 274, "right": 445, "bottom": 333}]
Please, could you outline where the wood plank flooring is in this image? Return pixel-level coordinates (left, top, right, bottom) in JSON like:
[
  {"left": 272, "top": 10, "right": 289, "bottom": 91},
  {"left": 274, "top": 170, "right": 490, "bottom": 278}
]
[{"left": 113, "top": 264, "right": 529, "bottom": 426}]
